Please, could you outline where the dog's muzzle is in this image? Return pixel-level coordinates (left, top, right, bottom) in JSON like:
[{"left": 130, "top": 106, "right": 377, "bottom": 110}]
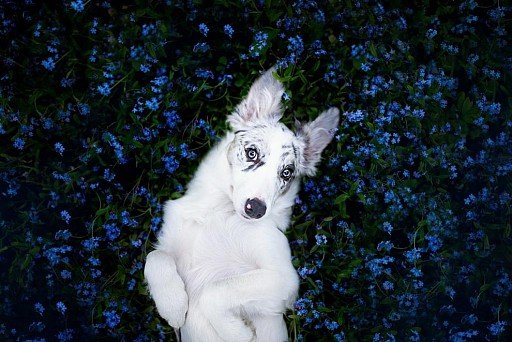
[{"left": 244, "top": 198, "right": 267, "bottom": 219}]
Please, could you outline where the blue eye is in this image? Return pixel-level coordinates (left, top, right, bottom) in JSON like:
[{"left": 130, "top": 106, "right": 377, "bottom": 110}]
[
  {"left": 245, "top": 148, "right": 258, "bottom": 161},
  {"left": 281, "top": 167, "right": 294, "bottom": 180}
]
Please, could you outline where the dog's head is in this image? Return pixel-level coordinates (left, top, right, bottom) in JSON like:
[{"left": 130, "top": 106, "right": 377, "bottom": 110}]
[{"left": 226, "top": 69, "right": 339, "bottom": 221}]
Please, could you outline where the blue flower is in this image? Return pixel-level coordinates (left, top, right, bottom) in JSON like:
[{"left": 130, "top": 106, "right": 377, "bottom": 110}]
[
  {"left": 162, "top": 155, "right": 179, "bottom": 174},
  {"left": 196, "top": 68, "right": 214, "bottom": 79},
  {"left": 193, "top": 42, "right": 210, "bottom": 53},
  {"left": 141, "top": 23, "right": 156, "bottom": 37},
  {"left": 97, "top": 82, "right": 111, "bottom": 96},
  {"left": 426, "top": 28, "right": 437, "bottom": 39},
  {"left": 377, "top": 240, "right": 394, "bottom": 252},
  {"left": 315, "top": 234, "right": 327, "bottom": 245},
  {"left": 440, "top": 41, "right": 459, "bottom": 54},
  {"left": 224, "top": 24, "right": 234, "bottom": 38},
  {"left": 324, "top": 319, "right": 339, "bottom": 331},
  {"left": 60, "top": 270, "right": 72, "bottom": 280},
  {"left": 482, "top": 67, "right": 501, "bottom": 80},
  {"left": 404, "top": 248, "right": 422, "bottom": 263},
  {"left": 43, "top": 248, "right": 70, "bottom": 269},
  {"left": 463, "top": 314, "right": 478, "bottom": 325},
  {"left": 77, "top": 103, "right": 90, "bottom": 115},
  {"left": 163, "top": 110, "right": 181, "bottom": 130},
  {"left": 42, "top": 57, "right": 56, "bottom": 71},
  {"left": 102, "top": 132, "right": 127, "bottom": 164},
  {"left": 103, "top": 310, "right": 121, "bottom": 328},
  {"left": 344, "top": 110, "right": 366, "bottom": 123},
  {"left": 34, "top": 302, "right": 45, "bottom": 315},
  {"left": 55, "top": 229, "right": 71, "bottom": 241},
  {"left": 287, "top": 35, "right": 304, "bottom": 62},
  {"left": 81, "top": 237, "right": 100, "bottom": 251},
  {"left": 56, "top": 301, "right": 67, "bottom": 315},
  {"left": 60, "top": 77, "right": 75, "bottom": 88},
  {"left": 57, "top": 329, "right": 74, "bottom": 341},
  {"left": 366, "top": 256, "right": 394, "bottom": 277},
  {"left": 360, "top": 63, "right": 371, "bottom": 72},
  {"left": 197, "top": 118, "right": 216, "bottom": 137},
  {"left": 382, "top": 222, "right": 393, "bottom": 235},
  {"left": 103, "top": 168, "right": 115, "bottom": 182},
  {"left": 249, "top": 31, "right": 268, "bottom": 58},
  {"left": 298, "top": 265, "right": 317, "bottom": 279},
  {"left": 150, "top": 216, "right": 162, "bottom": 232},
  {"left": 13, "top": 137, "right": 25, "bottom": 150},
  {"left": 88, "top": 257, "right": 100, "bottom": 266},
  {"left": 198, "top": 23, "right": 209, "bottom": 36},
  {"left": 145, "top": 97, "right": 159, "bottom": 111},
  {"left": 382, "top": 281, "right": 394, "bottom": 291},
  {"left": 426, "top": 234, "right": 443, "bottom": 252},
  {"left": 127, "top": 279, "right": 136, "bottom": 291},
  {"left": 120, "top": 211, "right": 137, "bottom": 227},
  {"left": 90, "top": 18, "right": 98, "bottom": 34},
  {"left": 70, "top": 0, "right": 85, "bottom": 12},
  {"left": 488, "top": 321, "right": 506, "bottom": 336},
  {"left": 104, "top": 223, "right": 120, "bottom": 240},
  {"left": 54, "top": 142, "right": 65, "bottom": 155},
  {"left": 60, "top": 210, "right": 71, "bottom": 224}
]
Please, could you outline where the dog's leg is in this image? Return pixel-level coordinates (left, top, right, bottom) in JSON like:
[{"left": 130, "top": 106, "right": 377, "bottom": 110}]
[
  {"left": 202, "top": 310, "right": 255, "bottom": 342},
  {"left": 144, "top": 250, "right": 188, "bottom": 328},
  {"left": 251, "top": 315, "right": 287, "bottom": 342},
  {"left": 181, "top": 304, "right": 231, "bottom": 342},
  {"left": 200, "top": 268, "right": 298, "bottom": 341}
]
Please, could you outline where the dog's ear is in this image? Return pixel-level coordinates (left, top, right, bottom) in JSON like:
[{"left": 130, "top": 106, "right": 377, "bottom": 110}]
[
  {"left": 228, "top": 68, "right": 284, "bottom": 130},
  {"left": 297, "top": 107, "right": 340, "bottom": 176}
]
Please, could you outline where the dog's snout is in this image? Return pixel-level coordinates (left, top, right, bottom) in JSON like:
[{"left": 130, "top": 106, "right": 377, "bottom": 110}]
[{"left": 244, "top": 198, "right": 267, "bottom": 219}]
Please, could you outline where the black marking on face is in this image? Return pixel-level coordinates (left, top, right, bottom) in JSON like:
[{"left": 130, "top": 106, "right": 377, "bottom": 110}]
[
  {"left": 281, "top": 151, "right": 291, "bottom": 160},
  {"left": 242, "top": 160, "right": 266, "bottom": 172},
  {"left": 292, "top": 143, "right": 298, "bottom": 160},
  {"left": 235, "top": 130, "right": 247, "bottom": 135},
  {"left": 278, "top": 165, "right": 296, "bottom": 192},
  {"left": 253, "top": 124, "right": 267, "bottom": 130},
  {"left": 244, "top": 136, "right": 264, "bottom": 145},
  {"left": 277, "top": 141, "right": 298, "bottom": 192}
]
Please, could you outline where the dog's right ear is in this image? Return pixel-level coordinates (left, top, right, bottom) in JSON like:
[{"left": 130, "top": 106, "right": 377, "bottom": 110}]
[
  {"left": 228, "top": 68, "right": 284, "bottom": 131},
  {"left": 296, "top": 107, "right": 340, "bottom": 176}
]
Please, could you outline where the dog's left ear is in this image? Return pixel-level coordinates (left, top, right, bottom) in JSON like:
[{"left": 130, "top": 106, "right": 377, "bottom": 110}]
[
  {"left": 228, "top": 68, "right": 284, "bottom": 130},
  {"left": 297, "top": 107, "right": 340, "bottom": 176}
]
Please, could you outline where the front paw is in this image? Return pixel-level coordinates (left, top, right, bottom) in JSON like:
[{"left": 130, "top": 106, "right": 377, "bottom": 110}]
[
  {"left": 152, "top": 285, "right": 188, "bottom": 328},
  {"left": 217, "top": 316, "right": 255, "bottom": 342},
  {"left": 200, "top": 288, "right": 255, "bottom": 342}
]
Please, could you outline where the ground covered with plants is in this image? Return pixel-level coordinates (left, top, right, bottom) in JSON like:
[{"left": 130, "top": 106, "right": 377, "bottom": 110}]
[{"left": 1, "top": 0, "right": 511, "bottom": 340}]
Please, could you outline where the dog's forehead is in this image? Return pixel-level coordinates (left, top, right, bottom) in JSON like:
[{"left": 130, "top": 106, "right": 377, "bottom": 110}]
[{"left": 241, "top": 124, "right": 300, "bottom": 153}]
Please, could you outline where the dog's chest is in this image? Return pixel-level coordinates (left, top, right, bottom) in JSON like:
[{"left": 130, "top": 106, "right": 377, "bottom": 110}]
[{"left": 180, "top": 218, "right": 258, "bottom": 297}]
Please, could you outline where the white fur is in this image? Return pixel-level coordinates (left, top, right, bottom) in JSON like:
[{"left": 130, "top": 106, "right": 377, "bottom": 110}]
[{"left": 144, "top": 69, "right": 339, "bottom": 341}]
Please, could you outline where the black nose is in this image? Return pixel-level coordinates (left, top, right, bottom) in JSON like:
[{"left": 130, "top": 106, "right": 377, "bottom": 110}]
[{"left": 244, "top": 198, "right": 267, "bottom": 219}]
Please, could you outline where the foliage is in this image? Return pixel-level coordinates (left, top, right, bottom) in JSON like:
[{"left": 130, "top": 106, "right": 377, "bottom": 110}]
[{"left": 0, "top": 0, "right": 511, "bottom": 340}]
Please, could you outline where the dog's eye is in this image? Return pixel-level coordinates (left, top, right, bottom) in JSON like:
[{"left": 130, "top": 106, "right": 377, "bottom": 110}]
[
  {"left": 245, "top": 148, "right": 258, "bottom": 161},
  {"left": 281, "top": 167, "right": 294, "bottom": 180}
]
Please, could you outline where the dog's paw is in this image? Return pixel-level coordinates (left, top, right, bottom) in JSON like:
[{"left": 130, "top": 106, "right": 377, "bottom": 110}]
[
  {"left": 152, "top": 285, "right": 188, "bottom": 328},
  {"left": 144, "top": 250, "right": 189, "bottom": 328},
  {"left": 199, "top": 291, "right": 254, "bottom": 342},
  {"left": 212, "top": 316, "right": 254, "bottom": 342},
  {"left": 221, "top": 322, "right": 255, "bottom": 342}
]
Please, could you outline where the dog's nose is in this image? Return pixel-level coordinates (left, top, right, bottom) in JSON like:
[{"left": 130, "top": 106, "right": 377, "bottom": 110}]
[{"left": 244, "top": 198, "right": 267, "bottom": 219}]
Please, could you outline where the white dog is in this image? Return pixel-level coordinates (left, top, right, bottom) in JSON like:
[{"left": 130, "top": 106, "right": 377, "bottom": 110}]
[{"left": 144, "top": 68, "right": 339, "bottom": 341}]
